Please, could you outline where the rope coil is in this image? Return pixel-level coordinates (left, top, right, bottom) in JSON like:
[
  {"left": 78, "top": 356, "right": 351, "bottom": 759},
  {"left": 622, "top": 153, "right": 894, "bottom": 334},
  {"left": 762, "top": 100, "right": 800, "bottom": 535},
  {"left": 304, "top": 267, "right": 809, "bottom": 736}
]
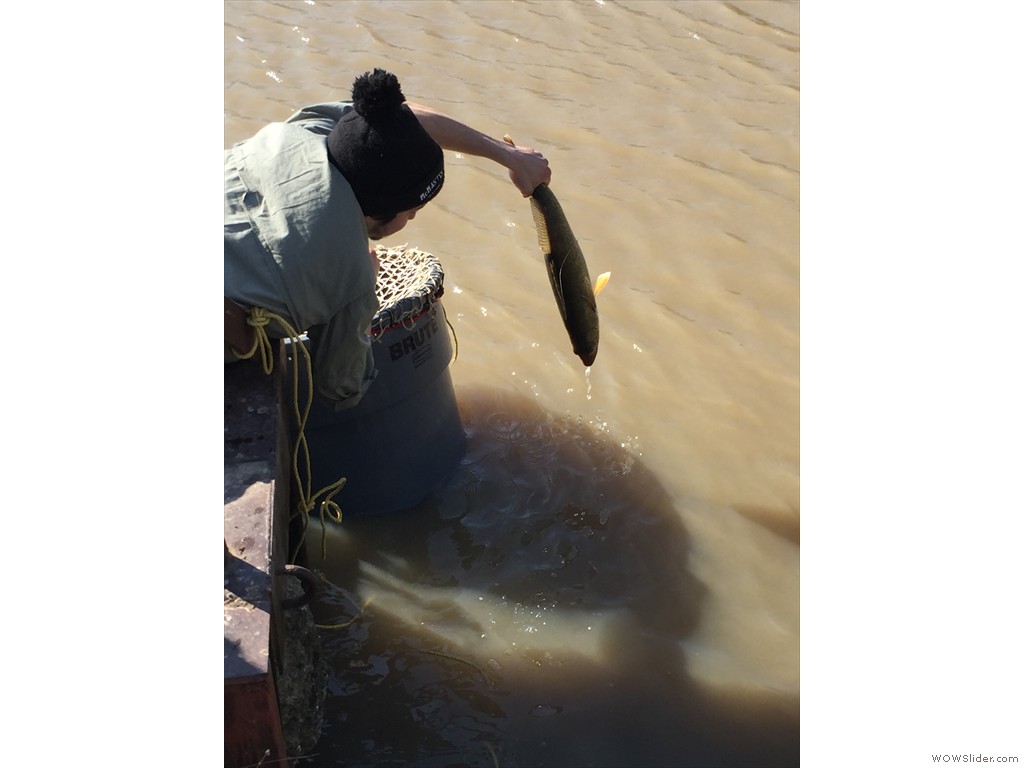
[{"left": 231, "top": 307, "right": 346, "bottom": 560}]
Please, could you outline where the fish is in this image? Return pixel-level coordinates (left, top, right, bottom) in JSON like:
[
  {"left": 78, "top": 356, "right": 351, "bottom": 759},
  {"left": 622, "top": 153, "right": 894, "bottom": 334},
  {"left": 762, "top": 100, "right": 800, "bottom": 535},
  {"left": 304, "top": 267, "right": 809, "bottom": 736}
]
[{"left": 504, "top": 135, "right": 600, "bottom": 367}]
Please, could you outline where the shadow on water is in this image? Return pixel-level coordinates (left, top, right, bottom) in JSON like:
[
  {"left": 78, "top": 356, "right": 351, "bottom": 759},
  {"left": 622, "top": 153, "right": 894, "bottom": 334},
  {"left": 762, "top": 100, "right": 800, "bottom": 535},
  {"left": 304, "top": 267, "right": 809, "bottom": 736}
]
[{"left": 302, "top": 386, "right": 798, "bottom": 767}]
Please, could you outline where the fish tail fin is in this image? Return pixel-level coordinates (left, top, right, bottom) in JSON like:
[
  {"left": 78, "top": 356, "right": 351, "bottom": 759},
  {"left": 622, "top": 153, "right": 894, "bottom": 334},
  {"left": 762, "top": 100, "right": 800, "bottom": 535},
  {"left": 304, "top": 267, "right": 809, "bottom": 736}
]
[{"left": 593, "top": 271, "right": 611, "bottom": 297}]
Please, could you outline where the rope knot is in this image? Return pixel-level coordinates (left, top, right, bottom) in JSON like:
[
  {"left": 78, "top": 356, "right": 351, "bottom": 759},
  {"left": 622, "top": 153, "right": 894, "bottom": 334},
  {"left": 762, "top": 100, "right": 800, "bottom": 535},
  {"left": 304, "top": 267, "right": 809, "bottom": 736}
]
[
  {"left": 231, "top": 306, "right": 281, "bottom": 375},
  {"left": 246, "top": 308, "right": 271, "bottom": 329}
]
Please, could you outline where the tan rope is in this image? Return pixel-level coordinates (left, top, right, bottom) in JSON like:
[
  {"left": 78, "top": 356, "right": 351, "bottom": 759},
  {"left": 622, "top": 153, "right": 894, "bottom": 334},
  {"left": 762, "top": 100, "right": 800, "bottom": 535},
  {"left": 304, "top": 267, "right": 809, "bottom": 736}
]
[
  {"left": 231, "top": 306, "right": 345, "bottom": 561},
  {"left": 229, "top": 306, "right": 274, "bottom": 375}
]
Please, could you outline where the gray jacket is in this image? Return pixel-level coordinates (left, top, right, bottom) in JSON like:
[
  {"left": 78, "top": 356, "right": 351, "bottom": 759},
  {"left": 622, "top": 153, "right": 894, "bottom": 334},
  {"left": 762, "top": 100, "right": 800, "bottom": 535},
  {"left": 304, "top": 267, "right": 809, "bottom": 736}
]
[{"left": 224, "top": 102, "right": 378, "bottom": 410}]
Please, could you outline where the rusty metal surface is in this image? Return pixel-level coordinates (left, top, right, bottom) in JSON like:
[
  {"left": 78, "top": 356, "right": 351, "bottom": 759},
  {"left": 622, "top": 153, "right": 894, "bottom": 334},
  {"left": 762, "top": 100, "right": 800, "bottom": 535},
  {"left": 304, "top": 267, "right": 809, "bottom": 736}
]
[
  {"left": 224, "top": 677, "right": 288, "bottom": 768},
  {"left": 224, "top": 359, "right": 291, "bottom": 767},
  {"left": 224, "top": 360, "right": 279, "bottom": 465},
  {"left": 224, "top": 469, "right": 275, "bottom": 679},
  {"left": 225, "top": 361, "right": 282, "bottom": 680}
]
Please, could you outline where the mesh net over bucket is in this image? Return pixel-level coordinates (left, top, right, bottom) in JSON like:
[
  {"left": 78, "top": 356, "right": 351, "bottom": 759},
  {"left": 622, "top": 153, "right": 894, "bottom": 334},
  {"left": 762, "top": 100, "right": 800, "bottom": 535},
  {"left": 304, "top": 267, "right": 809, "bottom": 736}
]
[{"left": 371, "top": 245, "right": 446, "bottom": 338}]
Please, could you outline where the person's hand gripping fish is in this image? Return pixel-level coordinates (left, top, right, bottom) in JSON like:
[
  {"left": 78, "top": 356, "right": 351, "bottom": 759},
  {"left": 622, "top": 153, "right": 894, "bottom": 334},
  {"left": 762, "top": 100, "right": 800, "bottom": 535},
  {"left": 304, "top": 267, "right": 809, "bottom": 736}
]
[{"left": 503, "top": 142, "right": 553, "bottom": 197}]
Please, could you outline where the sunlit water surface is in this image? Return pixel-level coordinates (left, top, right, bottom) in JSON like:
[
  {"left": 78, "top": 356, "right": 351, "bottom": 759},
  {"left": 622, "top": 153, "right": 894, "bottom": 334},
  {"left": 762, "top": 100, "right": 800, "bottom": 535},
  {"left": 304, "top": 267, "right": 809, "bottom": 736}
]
[{"left": 225, "top": 1, "right": 799, "bottom": 765}]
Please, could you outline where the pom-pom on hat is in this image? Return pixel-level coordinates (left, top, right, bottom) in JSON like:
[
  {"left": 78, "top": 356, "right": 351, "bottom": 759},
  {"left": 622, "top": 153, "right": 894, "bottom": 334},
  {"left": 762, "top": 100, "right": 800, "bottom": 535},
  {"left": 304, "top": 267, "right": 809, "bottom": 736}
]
[{"left": 327, "top": 69, "right": 445, "bottom": 218}]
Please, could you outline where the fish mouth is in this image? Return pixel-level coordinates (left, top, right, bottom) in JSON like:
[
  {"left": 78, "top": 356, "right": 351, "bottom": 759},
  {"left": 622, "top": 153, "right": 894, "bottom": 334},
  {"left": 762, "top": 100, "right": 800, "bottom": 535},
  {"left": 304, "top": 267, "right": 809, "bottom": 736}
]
[{"left": 578, "top": 350, "right": 597, "bottom": 367}]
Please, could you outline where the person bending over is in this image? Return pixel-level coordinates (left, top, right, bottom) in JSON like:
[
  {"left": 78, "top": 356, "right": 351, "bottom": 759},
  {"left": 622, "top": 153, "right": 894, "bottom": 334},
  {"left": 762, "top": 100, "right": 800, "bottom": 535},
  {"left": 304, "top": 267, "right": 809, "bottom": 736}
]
[{"left": 225, "top": 68, "right": 550, "bottom": 410}]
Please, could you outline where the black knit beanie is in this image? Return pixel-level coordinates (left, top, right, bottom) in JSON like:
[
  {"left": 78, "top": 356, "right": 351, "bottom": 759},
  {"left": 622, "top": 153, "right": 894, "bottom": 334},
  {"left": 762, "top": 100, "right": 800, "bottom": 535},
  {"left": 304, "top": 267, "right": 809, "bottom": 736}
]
[{"left": 326, "top": 69, "right": 445, "bottom": 218}]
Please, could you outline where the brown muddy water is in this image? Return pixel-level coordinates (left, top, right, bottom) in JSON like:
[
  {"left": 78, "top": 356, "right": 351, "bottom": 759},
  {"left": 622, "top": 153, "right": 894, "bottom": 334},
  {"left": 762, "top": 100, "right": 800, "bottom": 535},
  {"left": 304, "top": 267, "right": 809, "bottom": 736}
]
[{"left": 224, "top": 1, "right": 799, "bottom": 765}]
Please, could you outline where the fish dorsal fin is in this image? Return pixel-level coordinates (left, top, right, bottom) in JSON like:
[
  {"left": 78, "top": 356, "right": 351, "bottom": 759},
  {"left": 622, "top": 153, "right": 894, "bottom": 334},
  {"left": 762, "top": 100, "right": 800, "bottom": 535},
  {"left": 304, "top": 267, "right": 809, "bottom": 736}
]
[{"left": 529, "top": 197, "right": 552, "bottom": 255}]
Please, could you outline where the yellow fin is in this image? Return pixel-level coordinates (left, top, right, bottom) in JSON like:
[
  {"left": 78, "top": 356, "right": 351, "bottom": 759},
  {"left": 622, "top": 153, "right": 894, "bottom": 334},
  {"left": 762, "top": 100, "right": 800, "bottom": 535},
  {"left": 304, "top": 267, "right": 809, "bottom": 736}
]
[{"left": 593, "top": 271, "right": 611, "bottom": 297}]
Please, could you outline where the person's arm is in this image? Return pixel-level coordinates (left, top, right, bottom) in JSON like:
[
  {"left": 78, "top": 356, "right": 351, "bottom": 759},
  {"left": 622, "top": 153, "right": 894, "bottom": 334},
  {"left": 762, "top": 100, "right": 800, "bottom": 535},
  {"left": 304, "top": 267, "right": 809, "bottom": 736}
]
[
  {"left": 407, "top": 102, "right": 552, "bottom": 197},
  {"left": 306, "top": 292, "right": 380, "bottom": 412}
]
